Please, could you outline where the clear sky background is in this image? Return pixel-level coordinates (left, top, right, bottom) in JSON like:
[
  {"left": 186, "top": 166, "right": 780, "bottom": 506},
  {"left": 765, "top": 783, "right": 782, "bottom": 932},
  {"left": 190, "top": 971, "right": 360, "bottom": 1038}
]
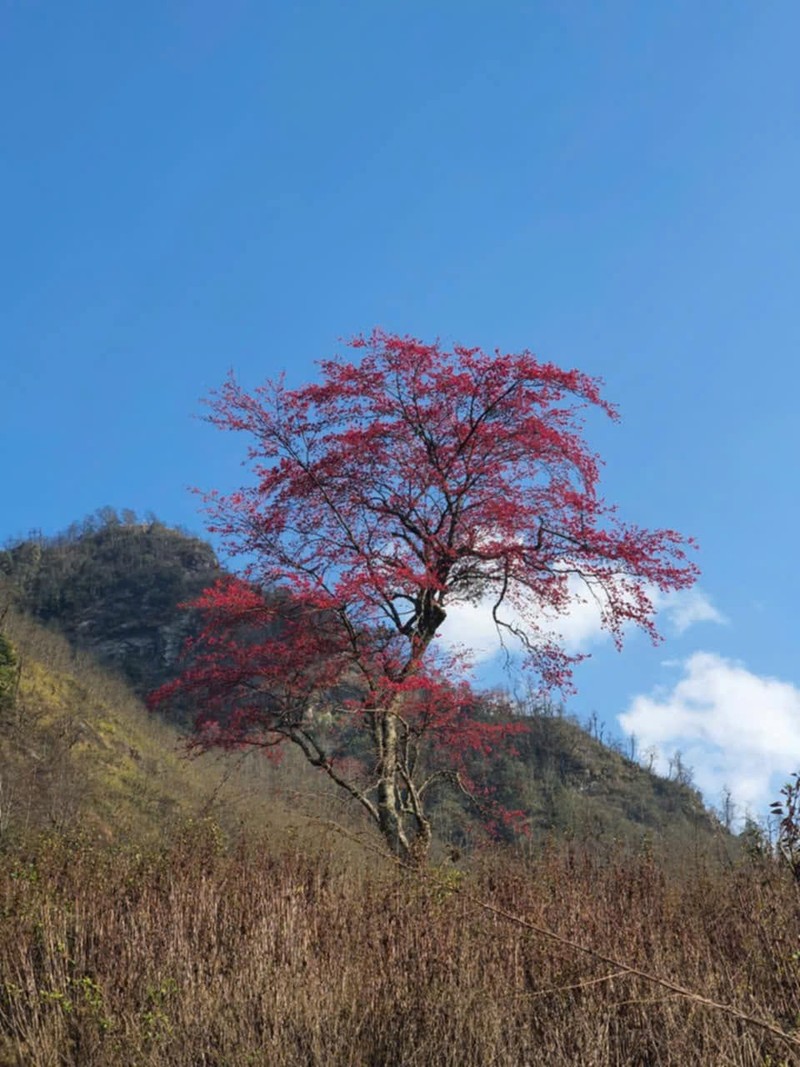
[{"left": 2, "top": 1, "right": 799, "bottom": 823}]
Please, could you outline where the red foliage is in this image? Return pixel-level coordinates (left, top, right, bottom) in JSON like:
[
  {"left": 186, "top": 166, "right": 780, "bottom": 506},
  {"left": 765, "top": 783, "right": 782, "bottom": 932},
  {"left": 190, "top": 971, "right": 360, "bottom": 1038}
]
[{"left": 152, "top": 330, "right": 698, "bottom": 860}]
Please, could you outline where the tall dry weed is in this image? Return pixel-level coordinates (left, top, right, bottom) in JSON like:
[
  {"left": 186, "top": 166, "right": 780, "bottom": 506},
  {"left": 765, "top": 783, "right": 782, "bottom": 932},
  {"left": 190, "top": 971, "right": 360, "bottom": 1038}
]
[{"left": 1, "top": 824, "right": 798, "bottom": 1065}]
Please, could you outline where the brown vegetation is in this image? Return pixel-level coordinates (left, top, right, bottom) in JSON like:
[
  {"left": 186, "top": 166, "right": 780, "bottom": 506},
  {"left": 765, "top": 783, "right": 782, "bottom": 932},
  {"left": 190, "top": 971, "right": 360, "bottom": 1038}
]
[
  {"left": 2, "top": 521, "right": 795, "bottom": 1064},
  {"left": 1, "top": 822, "right": 798, "bottom": 1066}
]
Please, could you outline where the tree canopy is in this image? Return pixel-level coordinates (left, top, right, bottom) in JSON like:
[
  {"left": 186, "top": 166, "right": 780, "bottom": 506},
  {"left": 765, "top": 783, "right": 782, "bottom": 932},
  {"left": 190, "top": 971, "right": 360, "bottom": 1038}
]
[{"left": 153, "top": 330, "right": 698, "bottom": 862}]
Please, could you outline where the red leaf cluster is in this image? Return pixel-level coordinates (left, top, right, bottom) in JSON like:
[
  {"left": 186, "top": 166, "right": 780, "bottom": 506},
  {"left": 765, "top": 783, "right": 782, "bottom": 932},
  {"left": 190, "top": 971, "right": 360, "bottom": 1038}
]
[{"left": 151, "top": 330, "right": 698, "bottom": 859}]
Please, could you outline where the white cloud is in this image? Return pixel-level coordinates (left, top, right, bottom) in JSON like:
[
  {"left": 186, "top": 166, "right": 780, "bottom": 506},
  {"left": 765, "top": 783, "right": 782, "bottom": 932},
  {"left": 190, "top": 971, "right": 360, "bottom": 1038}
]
[
  {"left": 437, "top": 578, "right": 608, "bottom": 664},
  {"left": 619, "top": 652, "right": 800, "bottom": 818},
  {"left": 437, "top": 599, "right": 507, "bottom": 662},
  {"left": 652, "top": 588, "right": 728, "bottom": 635},
  {"left": 438, "top": 580, "right": 725, "bottom": 664}
]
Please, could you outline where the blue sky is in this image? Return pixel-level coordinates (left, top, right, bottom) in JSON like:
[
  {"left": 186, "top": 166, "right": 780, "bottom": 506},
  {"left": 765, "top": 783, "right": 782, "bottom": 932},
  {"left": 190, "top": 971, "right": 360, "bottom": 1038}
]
[{"left": 3, "top": 1, "right": 799, "bottom": 821}]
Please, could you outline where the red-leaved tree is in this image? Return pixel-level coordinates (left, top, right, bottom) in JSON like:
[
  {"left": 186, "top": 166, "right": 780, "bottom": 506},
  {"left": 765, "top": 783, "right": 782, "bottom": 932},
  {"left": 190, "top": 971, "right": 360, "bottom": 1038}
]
[{"left": 152, "top": 330, "right": 698, "bottom": 863}]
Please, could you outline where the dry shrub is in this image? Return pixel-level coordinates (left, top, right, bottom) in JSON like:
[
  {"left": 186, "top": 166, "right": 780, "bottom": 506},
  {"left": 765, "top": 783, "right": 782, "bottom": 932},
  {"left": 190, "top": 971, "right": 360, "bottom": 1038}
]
[{"left": 1, "top": 824, "right": 798, "bottom": 1066}]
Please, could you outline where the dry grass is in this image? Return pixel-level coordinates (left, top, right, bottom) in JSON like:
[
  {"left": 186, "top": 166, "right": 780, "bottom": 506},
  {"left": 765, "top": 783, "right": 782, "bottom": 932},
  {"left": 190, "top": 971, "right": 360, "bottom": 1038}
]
[{"left": 1, "top": 823, "right": 799, "bottom": 1066}]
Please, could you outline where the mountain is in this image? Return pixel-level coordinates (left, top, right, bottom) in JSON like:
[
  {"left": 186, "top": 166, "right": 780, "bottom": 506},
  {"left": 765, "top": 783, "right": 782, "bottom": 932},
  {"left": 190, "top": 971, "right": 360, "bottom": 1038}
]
[
  {"left": 0, "top": 512, "right": 220, "bottom": 700},
  {"left": 0, "top": 513, "right": 726, "bottom": 852}
]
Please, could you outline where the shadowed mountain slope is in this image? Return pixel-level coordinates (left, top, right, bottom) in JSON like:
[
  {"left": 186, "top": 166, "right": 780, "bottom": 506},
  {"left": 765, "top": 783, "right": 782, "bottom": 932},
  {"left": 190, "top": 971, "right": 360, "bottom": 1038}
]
[{"left": 0, "top": 513, "right": 220, "bottom": 700}]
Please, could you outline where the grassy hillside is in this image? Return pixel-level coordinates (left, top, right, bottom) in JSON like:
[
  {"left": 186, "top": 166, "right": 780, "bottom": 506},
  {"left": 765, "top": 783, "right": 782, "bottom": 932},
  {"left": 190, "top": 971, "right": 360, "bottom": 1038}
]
[
  {"left": 0, "top": 602, "right": 293, "bottom": 845},
  {"left": 427, "top": 703, "right": 719, "bottom": 856}
]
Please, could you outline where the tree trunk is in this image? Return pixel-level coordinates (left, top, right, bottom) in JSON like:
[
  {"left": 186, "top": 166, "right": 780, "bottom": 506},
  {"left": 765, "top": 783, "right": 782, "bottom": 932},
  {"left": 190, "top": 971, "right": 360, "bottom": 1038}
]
[
  {"left": 376, "top": 711, "right": 409, "bottom": 857},
  {"left": 375, "top": 707, "right": 432, "bottom": 866}
]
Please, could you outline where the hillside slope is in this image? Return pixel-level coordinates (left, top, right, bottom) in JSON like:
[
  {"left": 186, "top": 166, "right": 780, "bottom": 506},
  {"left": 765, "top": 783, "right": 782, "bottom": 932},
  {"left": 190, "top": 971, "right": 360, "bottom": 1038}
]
[
  {"left": 0, "top": 515, "right": 726, "bottom": 852},
  {"left": 0, "top": 602, "right": 286, "bottom": 843}
]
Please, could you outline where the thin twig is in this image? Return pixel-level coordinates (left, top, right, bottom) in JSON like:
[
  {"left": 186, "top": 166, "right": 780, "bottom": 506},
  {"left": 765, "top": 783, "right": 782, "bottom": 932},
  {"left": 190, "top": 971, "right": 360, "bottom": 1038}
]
[{"left": 515, "top": 969, "right": 630, "bottom": 1000}]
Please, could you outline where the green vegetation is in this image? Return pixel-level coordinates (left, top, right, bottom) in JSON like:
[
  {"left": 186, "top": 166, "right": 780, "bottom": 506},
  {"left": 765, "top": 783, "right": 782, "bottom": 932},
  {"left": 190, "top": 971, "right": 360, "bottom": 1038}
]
[{"left": 0, "top": 633, "right": 16, "bottom": 713}]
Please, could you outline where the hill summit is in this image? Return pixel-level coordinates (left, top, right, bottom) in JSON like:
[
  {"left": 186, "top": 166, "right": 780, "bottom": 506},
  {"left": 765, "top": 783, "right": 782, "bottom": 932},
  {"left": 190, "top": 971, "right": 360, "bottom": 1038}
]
[{"left": 0, "top": 510, "right": 220, "bottom": 698}]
